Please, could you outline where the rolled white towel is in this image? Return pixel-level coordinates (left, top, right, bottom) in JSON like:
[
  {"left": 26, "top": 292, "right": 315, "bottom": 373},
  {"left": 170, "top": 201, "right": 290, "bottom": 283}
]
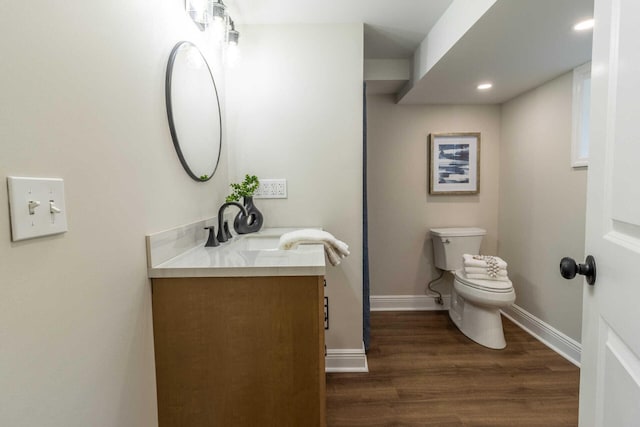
[
  {"left": 278, "top": 229, "right": 350, "bottom": 265},
  {"left": 464, "top": 266, "right": 508, "bottom": 277},
  {"left": 324, "top": 244, "right": 341, "bottom": 266},
  {"left": 331, "top": 239, "right": 350, "bottom": 257},
  {"left": 463, "top": 254, "right": 507, "bottom": 269}
]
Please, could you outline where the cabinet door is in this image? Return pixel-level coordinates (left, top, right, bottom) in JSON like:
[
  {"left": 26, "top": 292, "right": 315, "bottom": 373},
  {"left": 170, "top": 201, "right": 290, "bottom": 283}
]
[{"left": 152, "top": 275, "right": 325, "bottom": 427}]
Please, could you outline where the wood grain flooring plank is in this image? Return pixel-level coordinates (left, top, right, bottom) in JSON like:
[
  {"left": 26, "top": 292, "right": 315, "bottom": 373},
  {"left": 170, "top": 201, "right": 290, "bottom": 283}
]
[{"left": 327, "top": 311, "right": 579, "bottom": 426}]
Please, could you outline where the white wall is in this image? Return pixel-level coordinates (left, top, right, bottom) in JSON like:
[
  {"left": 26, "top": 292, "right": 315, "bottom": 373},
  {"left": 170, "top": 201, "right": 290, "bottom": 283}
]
[
  {"left": 227, "top": 24, "right": 364, "bottom": 350},
  {"left": 367, "top": 96, "right": 501, "bottom": 296},
  {"left": 0, "top": 1, "right": 231, "bottom": 425},
  {"left": 499, "top": 72, "right": 587, "bottom": 342}
]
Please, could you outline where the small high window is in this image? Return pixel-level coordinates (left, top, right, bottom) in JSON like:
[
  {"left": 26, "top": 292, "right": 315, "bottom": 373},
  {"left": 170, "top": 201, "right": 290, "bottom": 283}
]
[{"left": 571, "top": 62, "right": 591, "bottom": 168}]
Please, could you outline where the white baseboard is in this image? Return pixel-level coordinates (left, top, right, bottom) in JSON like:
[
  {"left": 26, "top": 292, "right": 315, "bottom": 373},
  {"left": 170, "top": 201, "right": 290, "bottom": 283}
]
[
  {"left": 370, "top": 294, "right": 450, "bottom": 311},
  {"left": 501, "top": 304, "right": 581, "bottom": 367},
  {"left": 325, "top": 343, "right": 368, "bottom": 373}
]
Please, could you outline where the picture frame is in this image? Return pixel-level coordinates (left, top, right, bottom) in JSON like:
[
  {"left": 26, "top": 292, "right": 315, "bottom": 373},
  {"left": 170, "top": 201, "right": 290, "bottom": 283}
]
[{"left": 428, "top": 132, "right": 480, "bottom": 195}]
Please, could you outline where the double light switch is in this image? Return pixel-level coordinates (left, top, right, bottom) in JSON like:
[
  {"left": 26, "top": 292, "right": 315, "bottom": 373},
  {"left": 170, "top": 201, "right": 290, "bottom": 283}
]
[{"left": 7, "top": 177, "right": 68, "bottom": 241}]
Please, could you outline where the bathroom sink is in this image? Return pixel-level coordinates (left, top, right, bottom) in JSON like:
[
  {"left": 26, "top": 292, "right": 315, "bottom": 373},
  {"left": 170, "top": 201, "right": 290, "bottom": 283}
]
[{"left": 236, "top": 235, "right": 281, "bottom": 251}]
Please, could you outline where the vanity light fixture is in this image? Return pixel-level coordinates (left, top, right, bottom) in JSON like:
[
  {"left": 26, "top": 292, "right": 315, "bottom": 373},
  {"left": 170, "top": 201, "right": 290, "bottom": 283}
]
[
  {"left": 225, "top": 18, "right": 240, "bottom": 65},
  {"left": 227, "top": 18, "right": 240, "bottom": 46},
  {"left": 477, "top": 82, "right": 493, "bottom": 90},
  {"left": 186, "top": 0, "right": 239, "bottom": 47},
  {"left": 187, "top": 0, "right": 227, "bottom": 32},
  {"left": 186, "top": 0, "right": 210, "bottom": 29},
  {"left": 574, "top": 18, "right": 594, "bottom": 31},
  {"left": 209, "top": 0, "right": 226, "bottom": 23},
  {"left": 208, "top": 0, "right": 228, "bottom": 41}
]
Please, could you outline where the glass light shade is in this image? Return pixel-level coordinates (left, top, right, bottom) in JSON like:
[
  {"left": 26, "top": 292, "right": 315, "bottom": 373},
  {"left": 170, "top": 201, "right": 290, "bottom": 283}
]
[
  {"left": 187, "top": 0, "right": 210, "bottom": 26},
  {"left": 209, "top": 19, "right": 227, "bottom": 43},
  {"left": 208, "top": 2, "right": 227, "bottom": 44},
  {"left": 226, "top": 18, "right": 240, "bottom": 46},
  {"left": 227, "top": 28, "right": 240, "bottom": 45},
  {"left": 209, "top": 1, "right": 227, "bottom": 23}
]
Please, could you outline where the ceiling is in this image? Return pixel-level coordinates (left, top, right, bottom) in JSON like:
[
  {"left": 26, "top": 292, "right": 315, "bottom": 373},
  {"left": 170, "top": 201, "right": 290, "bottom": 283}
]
[
  {"left": 231, "top": 0, "right": 453, "bottom": 58},
  {"left": 231, "top": 0, "right": 594, "bottom": 104},
  {"left": 399, "top": 0, "right": 594, "bottom": 104}
]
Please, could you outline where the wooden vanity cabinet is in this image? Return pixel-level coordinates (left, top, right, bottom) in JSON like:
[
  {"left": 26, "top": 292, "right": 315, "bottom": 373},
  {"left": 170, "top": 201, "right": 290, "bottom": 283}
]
[{"left": 151, "top": 275, "right": 326, "bottom": 427}]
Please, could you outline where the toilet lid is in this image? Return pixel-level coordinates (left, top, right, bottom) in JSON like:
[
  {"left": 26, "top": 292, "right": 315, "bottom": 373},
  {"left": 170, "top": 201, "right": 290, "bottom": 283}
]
[{"left": 455, "top": 269, "right": 513, "bottom": 293}]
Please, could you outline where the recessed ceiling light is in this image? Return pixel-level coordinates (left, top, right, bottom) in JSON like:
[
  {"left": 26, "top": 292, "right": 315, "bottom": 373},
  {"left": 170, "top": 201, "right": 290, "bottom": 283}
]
[
  {"left": 477, "top": 83, "right": 493, "bottom": 90},
  {"left": 574, "top": 18, "right": 594, "bottom": 31}
]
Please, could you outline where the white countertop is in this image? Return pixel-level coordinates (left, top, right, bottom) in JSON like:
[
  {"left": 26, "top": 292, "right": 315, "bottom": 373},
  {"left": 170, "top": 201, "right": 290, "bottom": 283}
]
[{"left": 148, "top": 227, "right": 326, "bottom": 278}]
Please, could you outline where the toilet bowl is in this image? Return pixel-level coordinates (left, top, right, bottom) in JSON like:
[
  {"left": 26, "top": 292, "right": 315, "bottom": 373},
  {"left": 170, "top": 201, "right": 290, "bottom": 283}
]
[
  {"left": 430, "top": 227, "right": 516, "bottom": 349},
  {"left": 449, "top": 269, "right": 515, "bottom": 349}
]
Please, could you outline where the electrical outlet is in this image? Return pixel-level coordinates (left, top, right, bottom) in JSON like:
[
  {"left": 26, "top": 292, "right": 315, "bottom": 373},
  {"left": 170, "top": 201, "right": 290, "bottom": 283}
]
[{"left": 254, "top": 179, "right": 287, "bottom": 199}]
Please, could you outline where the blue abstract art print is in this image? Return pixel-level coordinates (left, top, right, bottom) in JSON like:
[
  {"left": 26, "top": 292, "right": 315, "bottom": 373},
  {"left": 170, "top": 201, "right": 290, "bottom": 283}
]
[{"left": 429, "top": 133, "right": 480, "bottom": 194}]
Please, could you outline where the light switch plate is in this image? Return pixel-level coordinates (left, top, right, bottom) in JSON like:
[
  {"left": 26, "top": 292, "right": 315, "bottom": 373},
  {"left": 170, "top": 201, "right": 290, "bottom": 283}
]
[{"left": 7, "top": 176, "right": 68, "bottom": 241}]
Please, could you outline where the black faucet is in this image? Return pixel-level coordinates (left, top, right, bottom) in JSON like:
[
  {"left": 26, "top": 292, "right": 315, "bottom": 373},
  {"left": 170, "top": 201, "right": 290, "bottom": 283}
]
[{"left": 217, "top": 201, "right": 247, "bottom": 243}]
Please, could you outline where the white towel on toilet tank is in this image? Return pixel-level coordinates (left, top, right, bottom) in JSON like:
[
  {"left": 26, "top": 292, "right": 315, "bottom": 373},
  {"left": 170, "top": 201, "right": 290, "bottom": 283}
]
[
  {"left": 463, "top": 254, "right": 508, "bottom": 269},
  {"left": 278, "top": 229, "right": 350, "bottom": 266},
  {"left": 464, "top": 267, "right": 508, "bottom": 277},
  {"left": 463, "top": 254, "right": 508, "bottom": 280}
]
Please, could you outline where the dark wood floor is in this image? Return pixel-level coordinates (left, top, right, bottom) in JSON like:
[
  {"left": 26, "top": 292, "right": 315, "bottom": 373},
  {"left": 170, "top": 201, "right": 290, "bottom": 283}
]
[{"left": 326, "top": 311, "right": 580, "bottom": 427}]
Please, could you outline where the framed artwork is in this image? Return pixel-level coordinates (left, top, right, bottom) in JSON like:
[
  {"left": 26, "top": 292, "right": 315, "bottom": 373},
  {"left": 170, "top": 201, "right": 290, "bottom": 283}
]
[{"left": 428, "top": 132, "right": 480, "bottom": 195}]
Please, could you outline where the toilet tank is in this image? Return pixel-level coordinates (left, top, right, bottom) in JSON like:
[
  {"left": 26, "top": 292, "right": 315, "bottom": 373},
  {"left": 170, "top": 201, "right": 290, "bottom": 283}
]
[{"left": 430, "top": 227, "right": 486, "bottom": 271}]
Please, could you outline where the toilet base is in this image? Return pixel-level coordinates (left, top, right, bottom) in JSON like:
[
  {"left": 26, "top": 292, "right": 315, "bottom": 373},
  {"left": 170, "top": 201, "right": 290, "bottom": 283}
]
[{"left": 449, "top": 288, "right": 510, "bottom": 350}]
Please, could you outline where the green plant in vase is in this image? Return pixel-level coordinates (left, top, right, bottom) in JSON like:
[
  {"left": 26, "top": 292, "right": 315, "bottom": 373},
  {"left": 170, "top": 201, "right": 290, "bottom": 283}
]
[{"left": 226, "top": 174, "right": 259, "bottom": 202}]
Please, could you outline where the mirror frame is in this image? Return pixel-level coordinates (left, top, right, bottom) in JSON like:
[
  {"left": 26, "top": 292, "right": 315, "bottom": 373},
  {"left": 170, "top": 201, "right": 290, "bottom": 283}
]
[{"left": 165, "top": 41, "right": 222, "bottom": 182}]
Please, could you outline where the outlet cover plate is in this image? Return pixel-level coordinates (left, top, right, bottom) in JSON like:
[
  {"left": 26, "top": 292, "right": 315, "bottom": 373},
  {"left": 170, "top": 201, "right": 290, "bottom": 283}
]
[
  {"left": 7, "top": 176, "right": 68, "bottom": 241},
  {"left": 254, "top": 179, "right": 287, "bottom": 199}
]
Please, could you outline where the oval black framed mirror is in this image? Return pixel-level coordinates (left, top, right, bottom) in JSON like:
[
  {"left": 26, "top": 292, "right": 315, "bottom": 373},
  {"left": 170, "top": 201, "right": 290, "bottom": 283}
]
[{"left": 165, "top": 41, "right": 222, "bottom": 182}]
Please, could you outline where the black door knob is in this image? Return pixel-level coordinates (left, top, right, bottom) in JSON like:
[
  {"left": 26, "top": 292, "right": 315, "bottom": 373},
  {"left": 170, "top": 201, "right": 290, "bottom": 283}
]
[{"left": 560, "top": 255, "right": 596, "bottom": 285}]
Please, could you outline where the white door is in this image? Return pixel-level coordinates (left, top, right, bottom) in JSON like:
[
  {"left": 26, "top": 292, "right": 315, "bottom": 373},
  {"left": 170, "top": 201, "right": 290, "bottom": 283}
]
[{"left": 578, "top": 0, "right": 640, "bottom": 425}]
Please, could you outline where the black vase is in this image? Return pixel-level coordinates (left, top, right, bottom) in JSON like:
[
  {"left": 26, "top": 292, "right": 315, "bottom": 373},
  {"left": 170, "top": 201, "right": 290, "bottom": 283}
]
[{"left": 233, "top": 196, "right": 264, "bottom": 234}]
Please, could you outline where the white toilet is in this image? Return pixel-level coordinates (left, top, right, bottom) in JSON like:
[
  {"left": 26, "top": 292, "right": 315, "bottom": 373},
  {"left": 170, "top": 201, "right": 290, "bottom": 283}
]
[{"left": 430, "top": 227, "right": 516, "bottom": 349}]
